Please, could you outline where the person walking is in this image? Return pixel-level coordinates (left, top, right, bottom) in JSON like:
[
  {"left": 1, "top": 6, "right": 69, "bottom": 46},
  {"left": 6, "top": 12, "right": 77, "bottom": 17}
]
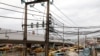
[{"left": 83, "top": 46, "right": 90, "bottom": 56}]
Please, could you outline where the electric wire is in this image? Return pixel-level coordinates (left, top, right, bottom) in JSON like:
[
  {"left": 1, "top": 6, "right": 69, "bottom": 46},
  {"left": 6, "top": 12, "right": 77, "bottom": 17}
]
[
  {"left": 54, "top": 29, "right": 100, "bottom": 35},
  {"left": 43, "top": 5, "right": 74, "bottom": 26},
  {"left": 51, "top": 14, "right": 100, "bottom": 29},
  {"left": 2, "top": 28, "right": 100, "bottom": 35},
  {"left": 50, "top": 12, "right": 74, "bottom": 26},
  {"left": 52, "top": 20, "right": 100, "bottom": 29},
  {"left": 0, "top": 15, "right": 42, "bottom": 21},
  {"left": 0, "top": 2, "right": 45, "bottom": 14},
  {"left": 2, "top": 2, "right": 99, "bottom": 29},
  {"left": 52, "top": 4, "right": 78, "bottom": 26},
  {"left": 1, "top": 2, "right": 100, "bottom": 37},
  {"left": 52, "top": 16, "right": 64, "bottom": 25},
  {"left": 1, "top": 2, "right": 100, "bottom": 29},
  {"left": 49, "top": 33, "right": 63, "bottom": 40},
  {"left": 0, "top": 7, "right": 46, "bottom": 17}
]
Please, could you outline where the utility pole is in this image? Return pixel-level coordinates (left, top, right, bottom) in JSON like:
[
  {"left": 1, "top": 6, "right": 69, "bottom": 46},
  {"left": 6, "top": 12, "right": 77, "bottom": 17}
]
[
  {"left": 63, "top": 24, "right": 64, "bottom": 47},
  {"left": 23, "top": 0, "right": 50, "bottom": 56},
  {"left": 77, "top": 28, "right": 80, "bottom": 55},
  {"left": 85, "top": 35, "right": 87, "bottom": 48},
  {"left": 23, "top": 3, "right": 27, "bottom": 56},
  {"left": 45, "top": 0, "right": 50, "bottom": 56}
]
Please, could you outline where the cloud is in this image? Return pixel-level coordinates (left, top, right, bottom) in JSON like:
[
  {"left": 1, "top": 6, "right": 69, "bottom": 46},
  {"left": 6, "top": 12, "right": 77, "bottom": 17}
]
[
  {"left": 0, "top": 0, "right": 100, "bottom": 39},
  {"left": 54, "top": 0, "right": 100, "bottom": 26}
]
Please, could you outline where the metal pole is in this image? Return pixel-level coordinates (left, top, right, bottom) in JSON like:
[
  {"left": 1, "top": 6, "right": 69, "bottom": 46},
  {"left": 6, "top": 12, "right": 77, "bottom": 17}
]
[
  {"left": 85, "top": 35, "right": 87, "bottom": 48},
  {"left": 63, "top": 24, "right": 64, "bottom": 47},
  {"left": 45, "top": 0, "right": 50, "bottom": 56},
  {"left": 23, "top": 3, "right": 27, "bottom": 56},
  {"left": 77, "top": 28, "right": 79, "bottom": 55}
]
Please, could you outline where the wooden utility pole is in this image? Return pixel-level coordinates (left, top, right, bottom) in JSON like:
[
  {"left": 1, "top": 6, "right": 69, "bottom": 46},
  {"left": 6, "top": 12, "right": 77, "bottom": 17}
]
[
  {"left": 45, "top": 0, "right": 50, "bottom": 56},
  {"left": 85, "top": 35, "right": 87, "bottom": 48},
  {"left": 23, "top": 0, "right": 50, "bottom": 56},
  {"left": 63, "top": 24, "right": 64, "bottom": 47},
  {"left": 77, "top": 28, "right": 80, "bottom": 55},
  {"left": 23, "top": 3, "right": 28, "bottom": 56}
]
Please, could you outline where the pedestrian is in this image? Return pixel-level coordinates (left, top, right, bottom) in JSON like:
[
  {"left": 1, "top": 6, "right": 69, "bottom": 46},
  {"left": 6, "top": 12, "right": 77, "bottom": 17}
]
[{"left": 83, "top": 46, "right": 90, "bottom": 56}]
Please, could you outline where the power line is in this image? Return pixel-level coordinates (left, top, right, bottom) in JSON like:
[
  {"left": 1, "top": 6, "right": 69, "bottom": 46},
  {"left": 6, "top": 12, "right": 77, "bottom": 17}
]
[
  {"left": 1, "top": 15, "right": 100, "bottom": 35},
  {"left": 0, "top": 2, "right": 45, "bottom": 14},
  {"left": 50, "top": 18, "right": 100, "bottom": 29},
  {"left": 53, "top": 4, "right": 78, "bottom": 26},
  {"left": 52, "top": 15, "right": 65, "bottom": 25},
  {"left": 0, "top": 7, "right": 46, "bottom": 17},
  {"left": 51, "top": 12, "right": 75, "bottom": 26},
  {"left": 64, "top": 26, "right": 100, "bottom": 29},
  {"left": 53, "top": 22, "right": 100, "bottom": 29},
  {"left": 55, "top": 29, "right": 100, "bottom": 35},
  {"left": 50, "top": 15, "right": 100, "bottom": 30},
  {"left": 42, "top": 6, "right": 74, "bottom": 26},
  {"left": 1, "top": 2, "right": 100, "bottom": 34},
  {"left": 0, "top": 15, "right": 42, "bottom": 21}
]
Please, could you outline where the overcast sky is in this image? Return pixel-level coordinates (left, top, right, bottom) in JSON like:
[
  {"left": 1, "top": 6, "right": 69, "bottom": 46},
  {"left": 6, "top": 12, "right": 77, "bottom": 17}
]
[
  {"left": 0, "top": 0, "right": 100, "bottom": 39},
  {"left": 54, "top": 0, "right": 100, "bottom": 26},
  {"left": 0, "top": 0, "right": 100, "bottom": 29}
]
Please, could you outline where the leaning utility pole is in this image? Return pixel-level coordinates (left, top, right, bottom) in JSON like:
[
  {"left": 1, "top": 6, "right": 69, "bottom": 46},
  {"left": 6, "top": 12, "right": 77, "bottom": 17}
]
[{"left": 23, "top": 0, "right": 50, "bottom": 56}]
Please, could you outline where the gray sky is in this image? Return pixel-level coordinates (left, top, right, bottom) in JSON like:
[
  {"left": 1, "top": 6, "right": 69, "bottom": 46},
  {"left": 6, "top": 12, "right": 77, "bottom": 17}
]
[
  {"left": 0, "top": 0, "right": 100, "bottom": 28},
  {"left": 0, "top": 0, "right": 100, "bottom": 39},
  {"left": 53, "top": 0, "right": 100, "bottom": 26}
]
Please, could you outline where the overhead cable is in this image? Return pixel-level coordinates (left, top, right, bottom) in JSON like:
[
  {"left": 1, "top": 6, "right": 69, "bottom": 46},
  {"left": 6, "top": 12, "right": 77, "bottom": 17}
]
[
  {"left": 0, "top": 2, "right": 45, "bottom": 14},
  {"left": 53, "top": 4, "right": 78, "bottom": 26},
  {"left": 0, "top": 7, "right": 46, "bottom": 17},
  {"left": 0, "top": 15, "right": 42, "bottom": 21}
]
